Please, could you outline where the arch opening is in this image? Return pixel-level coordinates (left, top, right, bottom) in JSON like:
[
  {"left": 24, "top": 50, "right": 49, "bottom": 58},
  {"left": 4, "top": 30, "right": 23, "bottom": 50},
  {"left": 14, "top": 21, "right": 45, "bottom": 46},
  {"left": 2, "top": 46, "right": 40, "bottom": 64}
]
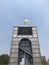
[{"left": 18, "top": 38, "right": 33, "bottom": 65}]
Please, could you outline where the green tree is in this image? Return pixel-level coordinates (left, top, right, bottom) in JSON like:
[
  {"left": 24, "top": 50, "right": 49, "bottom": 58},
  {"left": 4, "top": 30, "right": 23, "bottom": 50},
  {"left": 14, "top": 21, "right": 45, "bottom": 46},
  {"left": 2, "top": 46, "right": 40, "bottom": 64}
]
[
  {"left": 41, "top": 60, "right": 47, "bottom": 65},
  {"left": 0, "top": 54, "right": 9, "bottom": 65},
  {"left": 47, "top": 59, "right": 49, "bottom": 65}
]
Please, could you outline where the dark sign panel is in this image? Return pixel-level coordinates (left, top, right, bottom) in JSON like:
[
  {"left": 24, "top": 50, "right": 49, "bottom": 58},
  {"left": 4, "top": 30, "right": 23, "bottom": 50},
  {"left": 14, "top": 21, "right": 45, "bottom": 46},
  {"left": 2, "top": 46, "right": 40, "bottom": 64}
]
[{"left": 18, "top": 27, "right": 32, "bottom": 35}]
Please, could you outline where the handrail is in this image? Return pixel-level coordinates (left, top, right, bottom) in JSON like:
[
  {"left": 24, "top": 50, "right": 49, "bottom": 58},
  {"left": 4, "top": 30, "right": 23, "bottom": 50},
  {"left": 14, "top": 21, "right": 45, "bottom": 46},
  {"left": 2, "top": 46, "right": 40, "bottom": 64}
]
[{"left": 19, "top": 47, "right": 32, "bottom": 57}]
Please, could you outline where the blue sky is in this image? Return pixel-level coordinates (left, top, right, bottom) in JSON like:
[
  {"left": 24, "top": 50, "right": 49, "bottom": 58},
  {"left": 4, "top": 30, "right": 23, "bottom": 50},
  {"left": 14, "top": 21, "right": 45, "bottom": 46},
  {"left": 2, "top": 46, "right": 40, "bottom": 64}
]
[{"left": 0, "top": 0, "right": 49, "bottom": 59}]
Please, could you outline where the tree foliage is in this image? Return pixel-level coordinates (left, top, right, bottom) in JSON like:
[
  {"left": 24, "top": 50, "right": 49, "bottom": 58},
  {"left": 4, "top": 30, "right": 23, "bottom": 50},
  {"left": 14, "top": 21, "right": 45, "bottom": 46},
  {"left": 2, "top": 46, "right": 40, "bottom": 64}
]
[
  {"left": 41, "top": 58, "right": 49, "bottom": 65},
  {"left": 47, "top": 59, "right": 49, "bottom": 65},
  {"left": 0, "top": 54, "right": 9, "bottom": 65}
]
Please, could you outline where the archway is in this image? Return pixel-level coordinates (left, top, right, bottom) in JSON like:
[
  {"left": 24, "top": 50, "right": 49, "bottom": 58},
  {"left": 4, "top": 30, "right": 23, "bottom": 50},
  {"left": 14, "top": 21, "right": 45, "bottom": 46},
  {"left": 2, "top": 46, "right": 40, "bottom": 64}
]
[{"left": 18, "top": 38, "right": 33, "bottom": 65}]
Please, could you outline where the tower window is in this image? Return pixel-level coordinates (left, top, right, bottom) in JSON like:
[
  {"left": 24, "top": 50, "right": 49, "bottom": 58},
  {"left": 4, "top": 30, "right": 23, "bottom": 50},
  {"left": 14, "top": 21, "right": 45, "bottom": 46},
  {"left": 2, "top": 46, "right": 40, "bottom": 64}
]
[{"left": 18, "top": 27, "right": 32, "bottom": 35}]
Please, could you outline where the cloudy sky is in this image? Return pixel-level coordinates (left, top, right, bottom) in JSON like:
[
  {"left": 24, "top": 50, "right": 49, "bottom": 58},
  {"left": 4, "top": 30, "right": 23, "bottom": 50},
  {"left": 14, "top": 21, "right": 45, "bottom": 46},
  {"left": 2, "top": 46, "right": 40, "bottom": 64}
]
[{"left": 0, "top": 0, "right": 49, "bottom": 59}]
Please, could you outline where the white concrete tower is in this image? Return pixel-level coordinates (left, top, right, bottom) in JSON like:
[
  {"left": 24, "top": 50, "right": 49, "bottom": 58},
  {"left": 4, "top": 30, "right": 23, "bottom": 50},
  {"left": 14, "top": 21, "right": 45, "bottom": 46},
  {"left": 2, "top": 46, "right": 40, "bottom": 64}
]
[{"left": 9, "top": 26, "right": 42, "bottom": 65}]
